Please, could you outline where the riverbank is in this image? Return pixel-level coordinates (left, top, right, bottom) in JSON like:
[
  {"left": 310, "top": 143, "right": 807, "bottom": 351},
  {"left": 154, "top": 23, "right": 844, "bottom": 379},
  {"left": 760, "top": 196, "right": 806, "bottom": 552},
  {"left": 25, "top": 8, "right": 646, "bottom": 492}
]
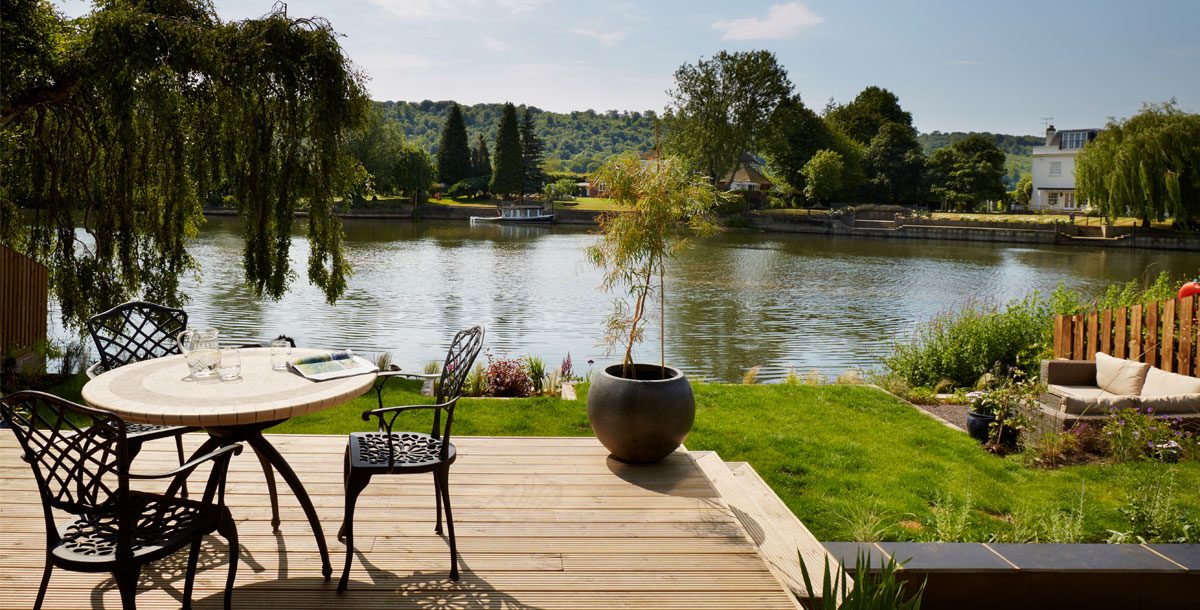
[{"left": 202, "top": 204, "right": 1200, "bottom": 251}]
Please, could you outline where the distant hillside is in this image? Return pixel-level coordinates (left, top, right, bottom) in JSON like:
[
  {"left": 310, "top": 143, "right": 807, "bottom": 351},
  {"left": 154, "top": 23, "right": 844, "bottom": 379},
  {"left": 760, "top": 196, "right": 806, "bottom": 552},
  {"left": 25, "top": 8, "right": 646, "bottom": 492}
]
[
  {"left": 379, "top": 100, "right": 1041, "bottom": 188},
  {"left": 377, "top": 100, "right": 658, "bottom": 174},
  {"left": 917, "top": 131, "right": 1044, "bottom": 188}
]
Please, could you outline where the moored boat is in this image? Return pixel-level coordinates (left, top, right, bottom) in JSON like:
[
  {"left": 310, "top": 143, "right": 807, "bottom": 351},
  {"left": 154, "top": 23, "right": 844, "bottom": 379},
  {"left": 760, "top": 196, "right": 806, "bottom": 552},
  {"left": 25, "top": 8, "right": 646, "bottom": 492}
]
[{"left": 470, "top": 203, "right": 554, "bottom": 224}]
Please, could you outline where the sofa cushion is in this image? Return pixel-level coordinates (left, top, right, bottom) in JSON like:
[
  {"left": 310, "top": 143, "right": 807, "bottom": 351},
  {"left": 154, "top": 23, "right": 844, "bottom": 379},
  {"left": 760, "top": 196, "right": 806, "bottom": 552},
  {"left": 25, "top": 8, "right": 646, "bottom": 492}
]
[
  {"left": 1139, "top": 393, "right": 1200, "bottom": 414},
  {"left": 1141, "top": 366, "right": 1200, "bottom": 396},
  {"left": 1049, "top": 384, "right": 1140, "bottom": 415},
  {"left": 1094, "top": 352, "right": 1150, "bottom": 395}
]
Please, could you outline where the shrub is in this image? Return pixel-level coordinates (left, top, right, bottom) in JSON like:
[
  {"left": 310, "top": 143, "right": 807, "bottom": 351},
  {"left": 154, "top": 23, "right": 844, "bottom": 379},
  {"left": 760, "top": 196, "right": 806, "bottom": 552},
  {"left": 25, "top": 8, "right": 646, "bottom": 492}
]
[
  {"left": 1103, "top": 407, "right": 1196, "bottom": 463},
  {"left": 484, "top": 354, "right": 533, "bottom": 397},
  {"left": 881, "top": 295, "right": 1048, "bottom": 389},
  {"left": 525, "top": 355, "right": 547, "bottom": 394}
]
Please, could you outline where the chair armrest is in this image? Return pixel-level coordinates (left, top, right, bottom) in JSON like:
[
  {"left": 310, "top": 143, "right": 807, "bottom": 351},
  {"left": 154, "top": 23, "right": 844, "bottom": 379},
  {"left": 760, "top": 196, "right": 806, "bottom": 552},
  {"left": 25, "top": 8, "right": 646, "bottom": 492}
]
[
  {"left": 128, "top": 444, "right": 244, "bottom": 480},
  {"left": 1040, "top": 359, "right": 1097, "bottom": 386},
  {"left": 361, "top": 400, "right": 455, "bottom": 422},
  {"left": 86, "top": 362, "right": 103, "bottom": 379}
]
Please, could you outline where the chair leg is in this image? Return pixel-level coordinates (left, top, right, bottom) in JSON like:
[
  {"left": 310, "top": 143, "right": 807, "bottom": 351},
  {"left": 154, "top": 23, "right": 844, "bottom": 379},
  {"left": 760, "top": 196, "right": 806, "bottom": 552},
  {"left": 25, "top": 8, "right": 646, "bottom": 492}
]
[
  {"left": 338, "top": 446, "right": 350, "bottom": 542},
  {"left": 217, "top": 509, "right": 239, "bottom": 610},
  {"left": 338, "top": 470, "right": 372, "bottom": 593},
  {"left": 182, "top": 537, "right": 203, "bottom": 610},
  {"left": 433, "top": 470, "right": 444, "bottom": 535},
  {"left": 253, "top": 446, "right": 281, "bottom": 531},
  {"left": 438, "top": 468, "right": 459, "bottom": 581},
  {"left": 33, "top": 555, "right": 52, "bottom": 610},
  {"left": 114, "top": 565, "right": 140, "bottom": 610}
]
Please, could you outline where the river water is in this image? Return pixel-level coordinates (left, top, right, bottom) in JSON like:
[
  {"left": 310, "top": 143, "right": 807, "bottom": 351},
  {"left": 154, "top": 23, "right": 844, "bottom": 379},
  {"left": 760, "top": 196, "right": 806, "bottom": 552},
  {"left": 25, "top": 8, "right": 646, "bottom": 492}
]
[{"left": 53, "top": 217, "right": 1199, "bottom": 382}]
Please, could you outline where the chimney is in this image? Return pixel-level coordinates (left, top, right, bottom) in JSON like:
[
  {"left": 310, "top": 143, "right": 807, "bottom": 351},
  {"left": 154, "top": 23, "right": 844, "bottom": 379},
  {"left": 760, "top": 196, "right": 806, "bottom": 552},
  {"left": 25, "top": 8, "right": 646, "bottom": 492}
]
[{"left": 1045, "top": 125, "right": 1056, "bottom": 145}]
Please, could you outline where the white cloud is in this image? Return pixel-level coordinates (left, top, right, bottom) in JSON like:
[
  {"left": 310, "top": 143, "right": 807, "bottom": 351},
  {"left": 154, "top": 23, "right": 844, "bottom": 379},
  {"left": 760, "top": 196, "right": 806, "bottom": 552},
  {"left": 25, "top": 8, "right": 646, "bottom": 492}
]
[
  {"left": 570, "top": 28, "right": 628, "bottom": 47},
  {"left": 711, "top": 2, "right": 823, "bottom": 41},
  {"left": 497, "top": 0, "right": 543, "bottom": 14},
  {"left": 483, "top": 36, "right": 510, "bottom": 52},
  {"left": 368, "top": 0, "right": 479, "bottom": 21}
]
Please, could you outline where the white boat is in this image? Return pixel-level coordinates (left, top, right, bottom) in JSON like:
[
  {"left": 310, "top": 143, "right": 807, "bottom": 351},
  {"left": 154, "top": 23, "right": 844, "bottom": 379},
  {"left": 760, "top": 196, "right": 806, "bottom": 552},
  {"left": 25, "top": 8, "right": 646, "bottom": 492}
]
[{"left": 470, "top": 203, "right": 554, "bottom": 224}]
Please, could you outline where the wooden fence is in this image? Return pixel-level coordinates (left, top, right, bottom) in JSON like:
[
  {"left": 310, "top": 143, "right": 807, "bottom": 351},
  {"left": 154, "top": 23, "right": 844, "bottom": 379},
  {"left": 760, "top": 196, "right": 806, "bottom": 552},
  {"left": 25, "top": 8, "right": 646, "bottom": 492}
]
[
  {"left": 0, "top": 244, "right": 48, "bottom": 363},
  {"left": 1052, "top": 296, "right": 1199, "bottom": 376}
]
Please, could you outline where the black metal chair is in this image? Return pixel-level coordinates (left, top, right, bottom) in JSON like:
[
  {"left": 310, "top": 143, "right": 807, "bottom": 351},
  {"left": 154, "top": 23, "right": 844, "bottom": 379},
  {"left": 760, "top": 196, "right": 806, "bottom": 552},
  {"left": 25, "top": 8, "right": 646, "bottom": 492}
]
[
  {"left": 338, "top": 326, "right": 485, "bottom": 590},
  {"left": 1, "top": 390, "right": 241, "bottom": 610},
  {"left": 88, "top": 300, "right": 285, "bottom": 527},
  {"left": 86, "top": 301, "right": 197, "bottom": 466}
]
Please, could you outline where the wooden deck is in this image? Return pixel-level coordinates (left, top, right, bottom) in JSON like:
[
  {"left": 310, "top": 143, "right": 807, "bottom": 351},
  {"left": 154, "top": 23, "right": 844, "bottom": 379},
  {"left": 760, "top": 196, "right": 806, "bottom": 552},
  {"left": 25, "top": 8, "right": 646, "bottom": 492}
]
[{"left": 0, "top": 434, "right": 806, "bottom": 609}]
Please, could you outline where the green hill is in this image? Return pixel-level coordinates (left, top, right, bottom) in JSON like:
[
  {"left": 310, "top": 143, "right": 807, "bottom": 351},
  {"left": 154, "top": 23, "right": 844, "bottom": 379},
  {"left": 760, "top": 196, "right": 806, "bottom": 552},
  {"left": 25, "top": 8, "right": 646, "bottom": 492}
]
[
  {"left": 917, "top": 131, "right": 1043, "bottom": 189},
  {"left": 377, "top": 100, "right": 658, "bottom": 174},
  {"left": 379, "top": 100, "right": 1041, "bottom": 188}
]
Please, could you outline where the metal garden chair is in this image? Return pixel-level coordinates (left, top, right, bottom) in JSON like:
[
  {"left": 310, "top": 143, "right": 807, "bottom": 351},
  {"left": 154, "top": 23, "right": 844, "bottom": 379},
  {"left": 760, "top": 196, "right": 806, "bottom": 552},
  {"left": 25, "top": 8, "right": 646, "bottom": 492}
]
[
  {"left": 1, "top": 390, "right": 242, "bottom": 610},
  {"left": 87, "top": 300, "right": 284, "bottom": 528},
  {"left": 337, "top": 325, "right": 485, "bottom": 590}
]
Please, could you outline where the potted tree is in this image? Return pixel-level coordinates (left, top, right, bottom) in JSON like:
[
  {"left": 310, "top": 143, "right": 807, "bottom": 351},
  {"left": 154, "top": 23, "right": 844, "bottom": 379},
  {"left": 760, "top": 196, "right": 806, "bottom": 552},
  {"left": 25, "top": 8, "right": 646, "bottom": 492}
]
[
  {"left": 585, "top": 153, "right": 721, "bottom": 463},
  {"left": 965, "top": 366, "right": 1039, "bottom": 449}
]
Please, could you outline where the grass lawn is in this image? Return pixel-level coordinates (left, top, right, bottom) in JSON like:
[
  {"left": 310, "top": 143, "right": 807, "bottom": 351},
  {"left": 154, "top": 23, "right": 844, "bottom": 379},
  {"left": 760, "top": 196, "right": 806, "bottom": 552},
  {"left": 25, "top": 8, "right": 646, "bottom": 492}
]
[
  {"left": 760, "top": 208, "right": 1175, "bottom": 229},
  {"left": 44, "top": 375, "right": 1198, "bottom": 543},
  {"left": 426, "top": 196, "right": 622, "bottom": 212}
]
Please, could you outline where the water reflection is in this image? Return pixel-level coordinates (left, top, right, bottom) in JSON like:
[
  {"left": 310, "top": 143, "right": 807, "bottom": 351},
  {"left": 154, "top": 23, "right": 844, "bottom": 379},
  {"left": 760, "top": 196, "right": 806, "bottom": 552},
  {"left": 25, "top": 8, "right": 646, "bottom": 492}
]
[{"left": 51, "top": 217, "right": 1199, "bottom": 382}]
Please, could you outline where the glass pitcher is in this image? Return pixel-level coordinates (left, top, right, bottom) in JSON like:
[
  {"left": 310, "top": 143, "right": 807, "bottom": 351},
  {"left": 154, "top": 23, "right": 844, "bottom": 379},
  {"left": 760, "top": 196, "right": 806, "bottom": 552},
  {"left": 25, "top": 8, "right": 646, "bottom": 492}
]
[{"left": 177, "top": 327, "right": 220, "bottom": 378}]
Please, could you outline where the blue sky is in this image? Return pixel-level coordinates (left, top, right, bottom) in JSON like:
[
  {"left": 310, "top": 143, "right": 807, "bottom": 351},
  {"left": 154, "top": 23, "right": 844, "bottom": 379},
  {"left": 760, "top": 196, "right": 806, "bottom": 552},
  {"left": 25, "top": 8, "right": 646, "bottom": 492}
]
[{"left": 55, "top": 0, "right": 1200, "bottom": 135}]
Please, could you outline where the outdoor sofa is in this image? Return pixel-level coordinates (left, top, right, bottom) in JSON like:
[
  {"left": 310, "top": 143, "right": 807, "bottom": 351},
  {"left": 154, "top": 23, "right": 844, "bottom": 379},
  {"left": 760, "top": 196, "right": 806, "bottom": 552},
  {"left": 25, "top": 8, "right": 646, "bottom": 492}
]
[{"left": 1039, "top": 352, "right": 1200, "bottom": 427}]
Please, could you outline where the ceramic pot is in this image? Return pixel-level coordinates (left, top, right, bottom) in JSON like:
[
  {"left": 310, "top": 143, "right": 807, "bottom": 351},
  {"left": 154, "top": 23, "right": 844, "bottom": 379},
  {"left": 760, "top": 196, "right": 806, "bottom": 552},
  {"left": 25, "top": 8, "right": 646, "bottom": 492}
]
[{"left": 587, "top": 363, "right": 694, "bottom": 464}]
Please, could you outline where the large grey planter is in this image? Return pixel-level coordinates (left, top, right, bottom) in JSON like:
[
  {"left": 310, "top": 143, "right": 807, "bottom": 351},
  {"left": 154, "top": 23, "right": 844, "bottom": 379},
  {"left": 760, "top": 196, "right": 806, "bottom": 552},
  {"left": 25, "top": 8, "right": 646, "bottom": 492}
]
[{"left": 587, "top": 363, "right": 695, "bottom": 464}]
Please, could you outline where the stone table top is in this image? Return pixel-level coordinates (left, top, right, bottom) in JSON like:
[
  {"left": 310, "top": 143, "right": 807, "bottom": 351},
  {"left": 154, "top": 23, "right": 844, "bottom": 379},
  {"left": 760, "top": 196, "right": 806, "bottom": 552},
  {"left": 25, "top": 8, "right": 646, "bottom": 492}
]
[{"left": 81, "top": 348, "right": 376, "bottom": 428}]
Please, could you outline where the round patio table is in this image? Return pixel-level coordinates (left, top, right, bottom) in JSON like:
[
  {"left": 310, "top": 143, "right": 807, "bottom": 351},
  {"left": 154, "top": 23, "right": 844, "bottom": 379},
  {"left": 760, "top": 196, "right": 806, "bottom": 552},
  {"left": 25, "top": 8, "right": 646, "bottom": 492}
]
[{"left": 82, "top": 347, "right": 376, "bottom": 579}]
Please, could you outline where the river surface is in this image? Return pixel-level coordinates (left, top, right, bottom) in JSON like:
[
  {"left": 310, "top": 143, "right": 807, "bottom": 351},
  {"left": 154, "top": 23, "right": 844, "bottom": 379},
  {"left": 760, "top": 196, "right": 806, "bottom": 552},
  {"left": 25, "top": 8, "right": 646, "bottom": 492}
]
[{"left": 52, "top": 218, "right": 1199, "bottom": 382}]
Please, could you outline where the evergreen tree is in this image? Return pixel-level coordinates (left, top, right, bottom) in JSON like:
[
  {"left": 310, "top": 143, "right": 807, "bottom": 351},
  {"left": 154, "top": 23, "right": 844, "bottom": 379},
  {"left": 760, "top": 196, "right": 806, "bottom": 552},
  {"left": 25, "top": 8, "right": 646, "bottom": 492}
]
[
  {"left": 490, "top": 103, "right": 523, "bottom": 198},
  {"left": 520, "top": 108, "right": 546, "bottom": 194},
  {"left": 472, "top": 134, "right": 491, "bottom": 177},
  {"left": 435, "top": 104, "right": 472, "bottom": 186}
]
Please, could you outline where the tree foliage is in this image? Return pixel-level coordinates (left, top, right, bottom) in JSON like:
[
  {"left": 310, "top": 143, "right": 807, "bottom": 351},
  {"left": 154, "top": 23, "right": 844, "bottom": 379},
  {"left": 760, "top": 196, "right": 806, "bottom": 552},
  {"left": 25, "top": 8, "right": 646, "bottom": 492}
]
[
  {"left": 927, "top": 135, "right": 1007, "bottom": 210},
  {"left": 663, "top": 50, "right": 792, "bottom": 185},
  {"left": 825, "top": 86, "right": 913, "bottom": 145},
  {"left": 1075, "top": 101, "right": 1200, "bottom": 228},
  {"left": 865, "top": 122, "right": 927, "bottom": 204},
  {"left": 587, "top": 153, "right": 721, "bottom": 377},
  {"left": 0, "top": 0, "right": 369, "bottom": 329},
  {"left": 761, "top": 95, "right": 832, "bottom": 198},
  {"left": 435, "top": 103, "right": 471, "bottom": 186},
  {"left": 520, "top": 107, "right": 546, "bottom": 195},
  {"left": 801, "top": 149, "right": 844, "bottom": 205},
  {"left": 490, "top": 102, "right": 523, "bottom": 198},
  {"left": 471, "top": 133, "right": 491, "bottom": 178}
]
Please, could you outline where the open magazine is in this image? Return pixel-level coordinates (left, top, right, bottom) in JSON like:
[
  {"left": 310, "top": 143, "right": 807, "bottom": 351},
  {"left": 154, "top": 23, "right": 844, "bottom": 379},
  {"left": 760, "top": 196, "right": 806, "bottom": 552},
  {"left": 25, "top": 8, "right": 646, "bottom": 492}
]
[{"left": 288, "top": 350, "right": 378, "bottom": 381}]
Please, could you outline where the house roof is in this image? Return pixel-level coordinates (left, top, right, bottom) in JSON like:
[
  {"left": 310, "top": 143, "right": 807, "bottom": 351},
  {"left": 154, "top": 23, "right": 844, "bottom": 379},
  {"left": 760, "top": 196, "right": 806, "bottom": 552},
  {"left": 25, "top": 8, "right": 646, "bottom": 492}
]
[{"left": 723, "top": 160, "right": 772, "bottom": 186}]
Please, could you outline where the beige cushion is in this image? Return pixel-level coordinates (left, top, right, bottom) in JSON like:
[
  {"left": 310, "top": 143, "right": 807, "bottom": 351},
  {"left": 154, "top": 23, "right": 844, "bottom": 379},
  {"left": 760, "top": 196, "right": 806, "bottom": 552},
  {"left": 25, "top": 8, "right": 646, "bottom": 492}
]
[
  {"left": 1141, "top": 366, "right": 1200, "bottom": 396},
  {"left": 1048, "top": 384, "right": 1140, "bottom": 415},
  {"left": 1094, "top": 352, "right": 1150, "bottom": 395},
  {"left": 1139, "top": 393, "right": 1200, "bottom": 414}
]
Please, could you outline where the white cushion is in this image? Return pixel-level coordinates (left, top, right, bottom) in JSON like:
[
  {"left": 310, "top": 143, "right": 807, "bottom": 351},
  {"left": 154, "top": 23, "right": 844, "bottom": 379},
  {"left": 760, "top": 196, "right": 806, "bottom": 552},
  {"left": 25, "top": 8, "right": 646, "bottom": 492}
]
[
  {"left": 1094, "top": 352, "right": 1149, "bottom": 396},
  {"left": 1141, "top": 366, "right": 1200, "bottom": 397},
  {"left": 1139, "top": 393, "right": 1200, "bottom": 414}
]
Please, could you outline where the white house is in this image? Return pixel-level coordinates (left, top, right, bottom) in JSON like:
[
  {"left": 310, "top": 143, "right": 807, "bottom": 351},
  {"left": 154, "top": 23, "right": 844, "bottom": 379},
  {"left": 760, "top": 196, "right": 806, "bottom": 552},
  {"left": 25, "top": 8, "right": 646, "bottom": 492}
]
[{"left": 1030, "top": 125, "right": 1100, "bottom": 211}]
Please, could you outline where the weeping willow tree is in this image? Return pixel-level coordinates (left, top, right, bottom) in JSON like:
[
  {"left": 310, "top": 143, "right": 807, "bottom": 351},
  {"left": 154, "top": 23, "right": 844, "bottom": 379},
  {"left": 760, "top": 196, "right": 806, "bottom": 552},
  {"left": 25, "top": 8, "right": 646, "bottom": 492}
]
[
  {"left": 0, "top": 0, "right": 370, "bottom": 330},
  {"left": 1075, "top": 101, "right": 1200, "bottom": 229}
]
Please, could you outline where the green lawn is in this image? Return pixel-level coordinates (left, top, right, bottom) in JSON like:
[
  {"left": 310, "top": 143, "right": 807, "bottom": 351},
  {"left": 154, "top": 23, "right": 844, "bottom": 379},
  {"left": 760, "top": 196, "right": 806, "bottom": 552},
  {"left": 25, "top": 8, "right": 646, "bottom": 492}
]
[
  {"left": 45, "top": 375, "right": 1199, "bottom": 543},
  {"left": 426, "top": 196, "right": 622, "bottom": 212}
]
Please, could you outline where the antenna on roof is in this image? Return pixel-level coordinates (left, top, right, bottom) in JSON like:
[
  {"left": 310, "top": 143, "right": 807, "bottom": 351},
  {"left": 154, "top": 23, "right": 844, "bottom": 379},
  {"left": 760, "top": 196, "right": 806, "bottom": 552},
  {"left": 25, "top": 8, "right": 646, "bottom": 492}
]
[{"left": 1041, "top": 117, "right": 1054, "bottom": 128}]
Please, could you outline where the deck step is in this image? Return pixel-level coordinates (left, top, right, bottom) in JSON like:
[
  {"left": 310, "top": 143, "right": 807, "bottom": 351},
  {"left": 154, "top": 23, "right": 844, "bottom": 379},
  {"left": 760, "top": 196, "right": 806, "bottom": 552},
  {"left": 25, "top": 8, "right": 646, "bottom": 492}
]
[{"left": 691, "top": 451, "right": 843, "bottom": 605}]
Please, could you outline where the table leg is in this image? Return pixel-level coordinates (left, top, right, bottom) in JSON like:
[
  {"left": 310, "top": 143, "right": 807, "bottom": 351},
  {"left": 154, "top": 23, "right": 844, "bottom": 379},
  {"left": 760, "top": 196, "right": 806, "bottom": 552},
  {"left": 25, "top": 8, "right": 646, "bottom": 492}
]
[
  {"left": 165, "top": 436, "right": 223, "bottom": 498},
  {"left": 243, "top": 431, "right": 334, "bottom": 580}
]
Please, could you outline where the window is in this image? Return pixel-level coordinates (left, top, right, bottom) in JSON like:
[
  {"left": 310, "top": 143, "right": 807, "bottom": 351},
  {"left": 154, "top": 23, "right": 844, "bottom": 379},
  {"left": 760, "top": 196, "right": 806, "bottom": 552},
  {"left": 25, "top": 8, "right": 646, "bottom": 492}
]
[
  {"left": 1063, "top": 192, "right": 1076, "bottom": 209},
  {"left": 1049, "top": 161, "right": 1062, "bottom": 176},
  {"left": 1048, "top": 192, "right": 1060, "bottom": 206},
  {"left": 1060, "top": 131, "right": 1088, "bottom": 149}
]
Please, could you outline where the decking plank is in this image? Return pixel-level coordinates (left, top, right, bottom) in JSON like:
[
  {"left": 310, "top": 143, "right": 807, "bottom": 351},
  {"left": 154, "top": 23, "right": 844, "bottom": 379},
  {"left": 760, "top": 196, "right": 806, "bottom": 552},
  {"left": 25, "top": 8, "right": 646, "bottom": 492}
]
[{"left": 0, "top": 434, "right": 799, "bottom": 610}]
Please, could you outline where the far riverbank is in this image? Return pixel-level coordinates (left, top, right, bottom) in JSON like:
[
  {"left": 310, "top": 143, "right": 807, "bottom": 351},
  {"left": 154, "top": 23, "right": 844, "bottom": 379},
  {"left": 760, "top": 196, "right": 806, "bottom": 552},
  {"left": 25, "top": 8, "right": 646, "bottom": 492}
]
[{"left": 204, "top": 203, "right": 1200, "bottom": 252}]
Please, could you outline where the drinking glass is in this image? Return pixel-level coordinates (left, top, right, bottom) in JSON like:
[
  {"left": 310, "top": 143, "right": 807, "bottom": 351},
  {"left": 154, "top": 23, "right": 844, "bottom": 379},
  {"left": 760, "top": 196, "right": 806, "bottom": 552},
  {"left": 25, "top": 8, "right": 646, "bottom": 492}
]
[
  {"left": 270, "top": 339, "right": 292, "bottom": 370},
  {"left": 218, "top": 348, "right": 241, "bottom": 380}
]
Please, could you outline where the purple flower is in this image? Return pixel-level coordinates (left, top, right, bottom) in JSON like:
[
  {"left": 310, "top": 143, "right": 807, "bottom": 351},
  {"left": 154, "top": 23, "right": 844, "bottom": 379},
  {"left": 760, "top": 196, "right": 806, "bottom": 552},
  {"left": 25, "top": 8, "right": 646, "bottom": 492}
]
[
  {"left": 1146, "top": 407, "right": 1154, "bottom": 414},
  {"left": 1133, "top": 431, "right": 1140, "bottom": 438}
]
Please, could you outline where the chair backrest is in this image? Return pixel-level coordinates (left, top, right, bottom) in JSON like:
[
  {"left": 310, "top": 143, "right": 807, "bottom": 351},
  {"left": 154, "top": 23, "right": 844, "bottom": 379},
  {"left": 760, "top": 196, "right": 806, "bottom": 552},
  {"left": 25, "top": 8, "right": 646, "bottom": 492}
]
[
  {"left": 435, "top": 326, "right": 485, "bottom": 404},
  {"left": 87, "top": 301, "right": 188, "bottom": 373},
  {"left": 0, "top": 391, "right": 129, "bottom": 519}
]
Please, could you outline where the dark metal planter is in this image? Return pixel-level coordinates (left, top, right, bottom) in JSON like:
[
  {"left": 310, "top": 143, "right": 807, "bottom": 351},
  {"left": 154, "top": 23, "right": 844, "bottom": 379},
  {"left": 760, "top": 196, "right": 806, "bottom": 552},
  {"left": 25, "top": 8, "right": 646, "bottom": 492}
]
[
  {"left": 966, "top": 410, "right": 1018, "bottom": 445},
  {"left": 587, "top": 363, "right": 694, "bottom": 464}
]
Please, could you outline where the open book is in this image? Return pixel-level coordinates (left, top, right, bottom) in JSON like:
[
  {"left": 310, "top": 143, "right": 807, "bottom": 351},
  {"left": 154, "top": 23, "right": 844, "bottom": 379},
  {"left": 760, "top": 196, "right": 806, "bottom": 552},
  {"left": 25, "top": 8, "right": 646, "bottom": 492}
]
[{"left": 288, "top": 350, "right": 378, "bottom": 381}]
